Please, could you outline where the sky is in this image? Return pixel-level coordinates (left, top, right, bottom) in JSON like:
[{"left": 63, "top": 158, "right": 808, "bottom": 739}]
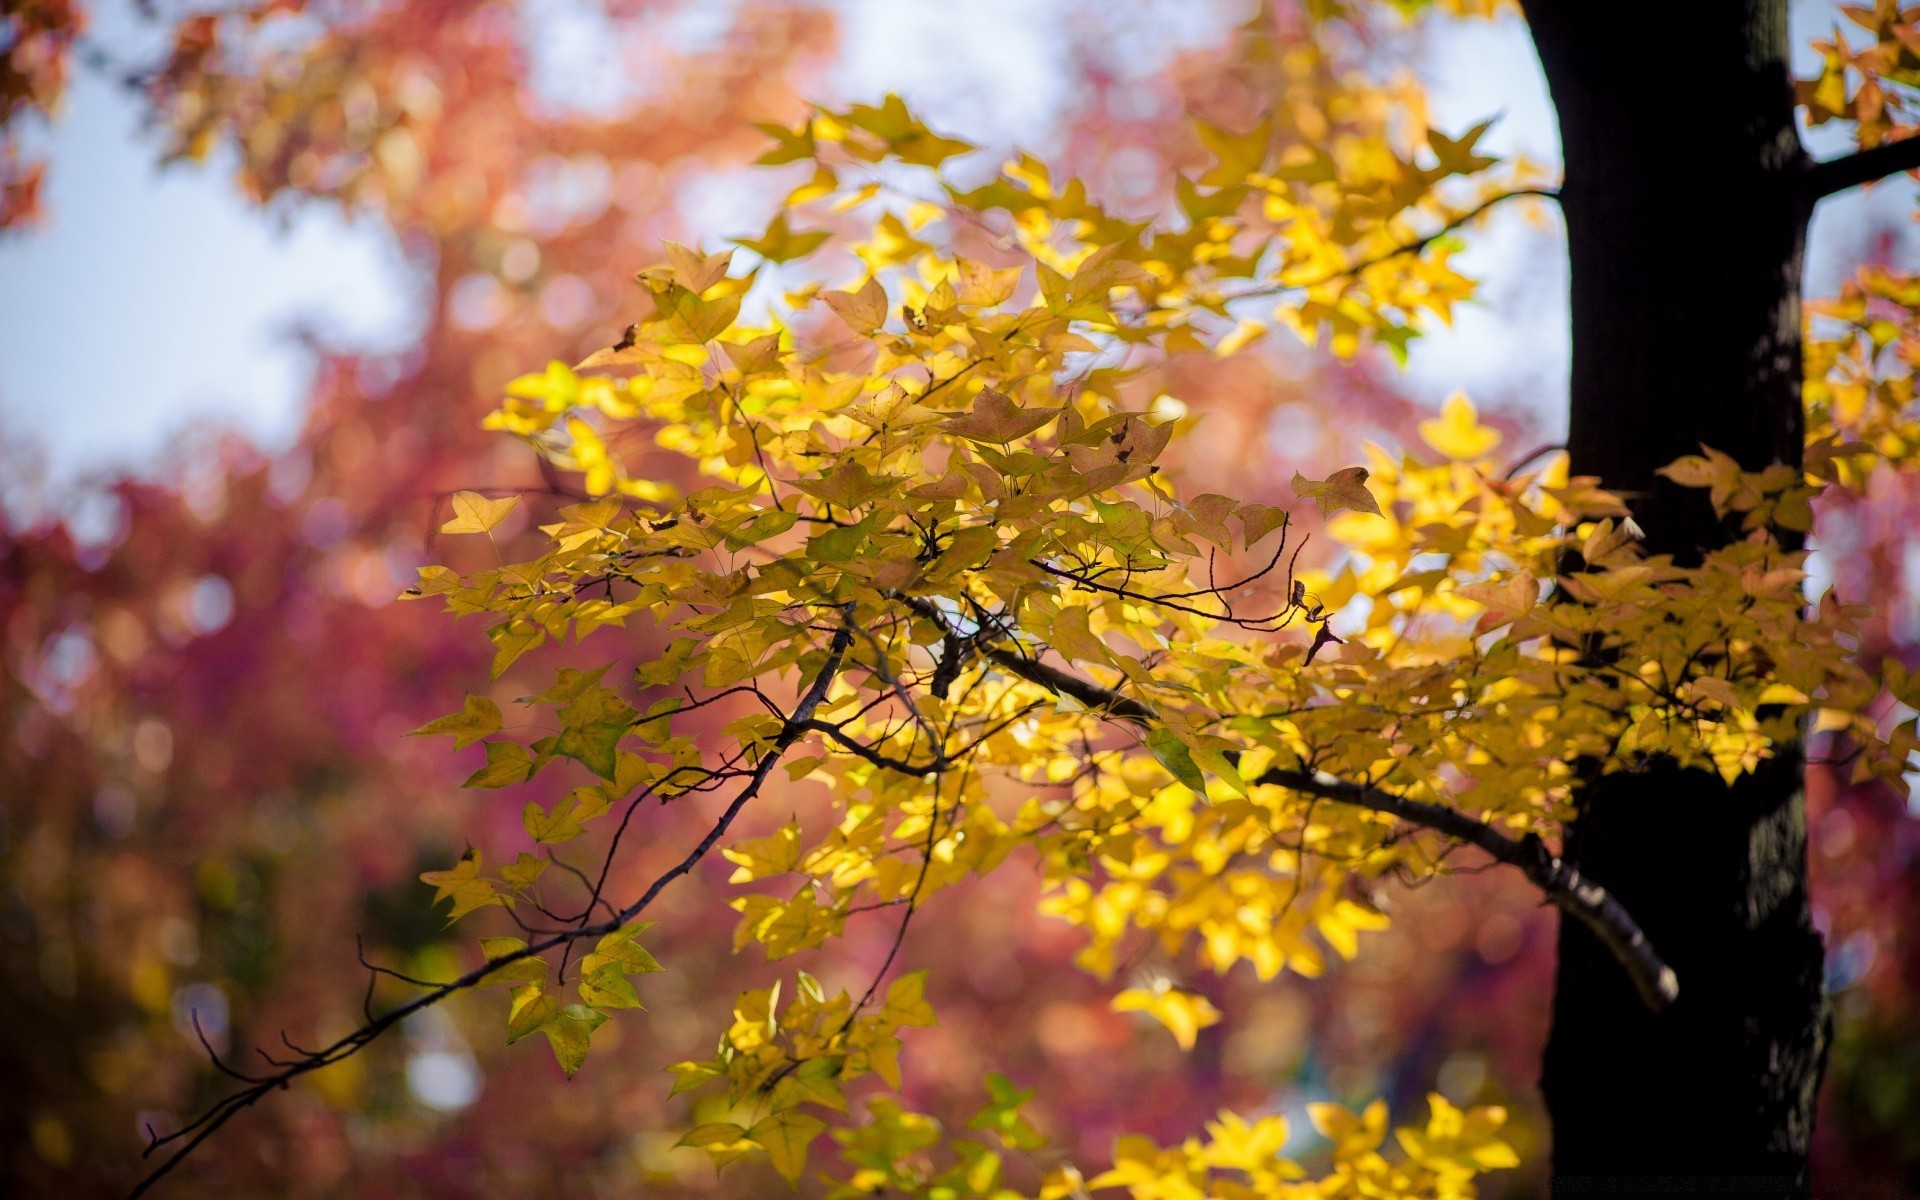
[
  {"left": 0, "top": 66, "right": 418, "bottom": 492},
  {"left": 0, "top": 1, "right": 1910, "bottom": 500}
]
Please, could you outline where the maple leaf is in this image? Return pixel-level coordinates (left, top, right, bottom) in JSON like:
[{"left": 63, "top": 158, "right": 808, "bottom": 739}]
[
  {"left": 1428, "top": 120, "right": 1500, "bottom": 175},
  {"left": 440, "top": 491, "right": 519, "bottom": 534},
  {"left": 955, "top": 258, "right": 1021, "bottom": 307},
  {"left": 661, "top": 241, "right": 732, "bottom": 293},
  {"left": 1195, "top": 115, "right": 1273, "bottom": 187},
  {"left": 1146, "top": 727, "right": 1205, "bottom": 792},
  {"left": 732, "top": 211, "right": 829, "bottom": 264},
  {"left": 524, "top": 787, "right": 605, "bottom": 844},
  {"left": 1458, "top": 571, "right": 1539, "bottom": 630},
  {"left": 409, "top": 694, "right": 501, "bottom": 750},
  {"left": 752, "top": 117, "right": 815, "bottom": 166},
  {"left": 420, "top": 848, "right": 506, "bottom": 922},
  {"left": 1112, "top": 982, "right": 1221, "bottom": 1050},
  {"left": 1291, "top": 466, "right": 1383, "bottom": 520},
  {"left": 879, "top": 971, "right": 937, "bottom": 1028},
  {"left": 1418, "top": 392, "right": 1502, "bottom": 460},
  {"left": 462, "top": 740, "right": 535, "bottom": 789},
  {"left": 475, "top": 937, "right": 550, "bottom": 989},
  {"left": 749, "top": 1110, "right": 828, "bottom": 1183},
  {"left": 823, "top": 276, "right": 888, "bottom": 333},
  {"left": 790, "top": 461, "right": 899, "bottom": 510},
  {"left": 944, "top": 387, "right": 1062, "bottom": 443},
  {"left": 1236, "top": 502, "right": 1291, "bottom": 548},
  {"left": 506, "top": 987, "right": 606, "bottom": 1077}
]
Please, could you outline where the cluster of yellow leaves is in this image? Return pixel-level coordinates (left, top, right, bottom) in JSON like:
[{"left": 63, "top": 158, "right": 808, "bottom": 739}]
[
  {"left": 815, "top": 1083, "right": 1517, "bottom": 1200},
  {"left": 1089, "top": 1095, "right": 1516, "bottom": 1200},
  {"left": 403, "top": 90, "right": 1913, "bottom": 1191},
  {"left": 1799, "top": 0, "right": 1920, "bottom": 147},
  {"left": 1806, "top": 265, "right": 1920, "bottom": 489},
  {"left": 667, "top": 971, "right": 936, "bottom": 1182}
]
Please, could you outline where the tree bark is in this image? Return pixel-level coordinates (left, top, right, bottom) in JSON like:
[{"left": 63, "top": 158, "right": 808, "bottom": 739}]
[{"left": 1518, "top": 2, "right": 1829, "bottom": 1193}]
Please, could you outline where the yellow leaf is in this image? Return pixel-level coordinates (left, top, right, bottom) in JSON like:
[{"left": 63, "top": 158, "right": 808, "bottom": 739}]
[
  {"left": 1418, "top": 392, "right": 1502, "bottom": 460},
  {"left": 880, "top": 971, "right": 937, "bottom": 1028},
  {"left": 409, "top": 694, "right": 502, "bottom": 750},
  {"left": 823, "top": 276, "right": 888, "bottom": 334},
  {"left": 462, "top": 740, "right": 534, "bottom": 789},
  {"left": 749, "top": 1110, "right": 827, "bottom": 1184},
  {"left": 733, "top": 211, "right": 830, "bottom": 265},
  {"left": 441, "top": 490, "right": 520, "bottom": 535},
  {"left": 419, "top": 848, "right": 506, "bottom": 922},
  {"left": 1112, "top": 982, "right": 1220, "bottom": 1050},
  {"left": 955, "top": 258, "right": 1021, "bottom": 307},
  {"left": 1215, "top": 318, "right": 1268, "bottom": 357},
  {"left": 1457, "top": 571, "right": 1538, "bottom": 628}
]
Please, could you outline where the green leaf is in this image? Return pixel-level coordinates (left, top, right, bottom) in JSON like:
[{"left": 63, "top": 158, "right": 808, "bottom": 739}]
[
  {"left": 523, "top": 786, "right": 611, "bottom": 843},
  {"left": 477, "top": 937, "right": 550, "bottom": 989},
  {"left": 578, "top": 923, "right": 663, "bottom": 1011},
  {"left": 880, "top": 971, "right": 936, "bottom": 1028},
  {"left": 488, "top": 619, "right": 546, "bottom": 680},
  {"left": 419, "top": 848, "right": 505, "bottom": 922},
  {"left": 677, "top": 1121, "right": 750, "bottom": 1148},
  {"left": 463, "top": 740, "right": 535, "bottom": 789},
  {"left": 507, "top": 988, "right": 606, "bottom": 1076},
  {"left": 1147, "top": 728, "right": 1206, "bottom": 792},
  {"left": 667, "top": 1059, "right": 724, "bottom": 1095},
  {"left": 749, "top": 1110, "right": 827, "bottom": 1184}
]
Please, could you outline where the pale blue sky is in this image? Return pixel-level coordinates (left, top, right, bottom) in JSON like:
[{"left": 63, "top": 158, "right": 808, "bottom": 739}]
[{"left": 0, "top": 2, "right": 1907, "bottom": 498}]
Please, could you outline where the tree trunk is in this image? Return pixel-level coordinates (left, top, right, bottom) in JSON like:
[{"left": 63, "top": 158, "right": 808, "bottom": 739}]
[{"left": 1519, "top": 2, "right": 1829, "bottom": 1193}]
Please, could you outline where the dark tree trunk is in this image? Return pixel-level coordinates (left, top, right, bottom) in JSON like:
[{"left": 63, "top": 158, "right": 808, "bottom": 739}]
[{"left": 1519, "top": 2, "right": 1829, "bottom": 1193}]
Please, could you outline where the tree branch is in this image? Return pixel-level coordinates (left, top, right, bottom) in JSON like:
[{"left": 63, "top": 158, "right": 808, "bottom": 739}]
[
  {"left": 1804, "top": 136, "right": 1920, "bottom": 204},
  {"left": 917, "top": 596, "right": 1678, "bottom": 1011},
  {"left": 1224, "top": 186, "right": 1561, "bottom": 302},
  {"left": 129, "top": 619, "right": 856, "bottom": 1199},
  {"left": 1251, "top": 768, "right": 1677, "bottom": 1012}
]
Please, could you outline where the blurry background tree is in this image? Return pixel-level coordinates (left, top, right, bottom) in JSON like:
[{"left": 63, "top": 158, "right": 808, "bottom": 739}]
[{"left": 0, "top": 1, "right": 1916, "bottom": 1197}]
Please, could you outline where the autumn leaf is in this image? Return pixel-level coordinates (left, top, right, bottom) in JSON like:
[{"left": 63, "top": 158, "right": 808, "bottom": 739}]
[
  {"left": 955, "top": 258, "right": 1021, "bottom": 307},
  {"left": 420, "top": 848, "right": 506, "bottom": 922},
  {"left": 1457, "top": 571, "right": 1539, "bottom": 630},
  {"left": 409, "top": 694, "right": 502, "bottom": 750},
  {"left": 1291, "top": 466, "right": 1383, "bottom": 520},
  {"left": 660, "top": 241, "right": 732, "bottom": 293},
  {"left": 790, "top": 461, "right": 899, "bottom": 510},
  {"left": 879, "top": 971, "right": 937, "bottom": 1028},
  {"left": 1417, "top": 392, "right": 1502, "bottom": 460},
  {"left": 440, "top": 490, "right": 519, "bottom": 534},
  {"left": 823, "top": 276, "right": 888, "bottom": 333},
  {"left": 749, "top": 1110, "right": 827, "bottom": 1184},
  {"left": 1146, "top": 727, "right": 1206, "bottom": 792},
  {"left": 1236, "top": 502, "right": 1291, "bottom": 548},
  {"left": 733, "top": 211, "right": 829, "bottom": 264},
  {"left": 462, "top": 740, "right": 535, "bottom": 789},
  {"left": 506, "top": 988, "right": 606, "bottom": 1077},
  {"left": 475, "top": 936, "right": 550, "bottom": 989},
  {"left": 1112, "top": 982, "right": 1221, "bottom": 1050},
  {"left": 944, "top": 386, "right": 1062, "bottom": 443}
]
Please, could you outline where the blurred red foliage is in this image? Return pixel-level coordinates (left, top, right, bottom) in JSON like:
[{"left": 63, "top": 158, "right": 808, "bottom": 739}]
[{"left": 1, "top": 2, "right": 1913, "bottom": 1196}]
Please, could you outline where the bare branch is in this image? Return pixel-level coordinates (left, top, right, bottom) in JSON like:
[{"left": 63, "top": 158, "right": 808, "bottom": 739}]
[
  {"left": 1224, "top": 187, "right": 1561, "bottom": 302},
  {"left": 1804, "top": 136, "right": 1920, "bottom": 204},
  {"left": 129, "top": 618, "right": 857, "bottom": 1200},
  {"left": 1251, "top": 767, "right": 1677, "bottom": 1012}
]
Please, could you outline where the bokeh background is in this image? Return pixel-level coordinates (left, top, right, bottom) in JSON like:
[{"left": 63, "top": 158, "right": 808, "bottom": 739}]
[{"left": 2, "top": 1, "right": 1916, "bottom": 1195}]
